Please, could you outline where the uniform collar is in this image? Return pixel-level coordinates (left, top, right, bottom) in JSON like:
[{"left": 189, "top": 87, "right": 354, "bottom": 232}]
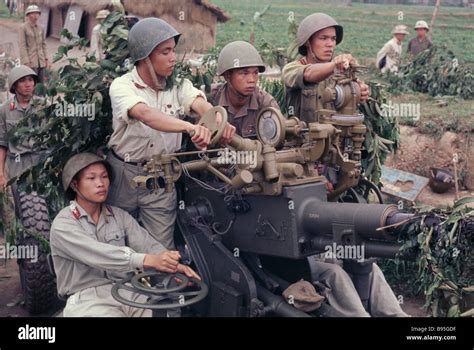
[
  {"left": 70, "top": 201, "right": 114, "bottom": 224},
  {"left": 218, "top": 83, "right": 259, "bottom": 119},
  {"left": 130, "top": 67, "right": 151, "bottom": 90}
]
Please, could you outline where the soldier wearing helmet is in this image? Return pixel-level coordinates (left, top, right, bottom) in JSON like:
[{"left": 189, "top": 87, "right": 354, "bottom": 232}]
[
  {"left": 107, "top": 18, "right": 235, "bottom": 250},
  {"left": 90, "top": 9, "right": 110, "bottom": 62},
  {"left": 0, "top": 65, "right": 46, "bottom": 188},
  {"left": 18, "top": 4, "right": 49, "bottom": 82},
  {"left": 282, "top": 13, "right": 369, "bottom": 123},
  {"left": 376, "top": 24, "right": 409, "bottom": 73},
  {"left": 407, "top": 20, "right": 432, "bottom": 58},
  {"left": 210, "top": 41, "right": 280, "bottom": 138},
  {"left": 50, "top": 152, "right": 200, "bottom": 316}
]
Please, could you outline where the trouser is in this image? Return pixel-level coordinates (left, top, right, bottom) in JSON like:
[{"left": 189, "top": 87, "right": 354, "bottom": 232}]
[
  {"left": 5, "top": 152, "right": 43, "bottom": 180},
  {"left": 0, "top": 186, "right": 15, "bottom": 237},
  {"left": 31, "top": 66, "right": 47, "bottom": 83},
  {"left": 106, "top": 152, "right": 177, "bottom": 250},
  {"left": 310, "top": 260, "right": 409, "bottom": 317},
  {"left": 63, "top": 284, "right": 152, "bottom": 317}
]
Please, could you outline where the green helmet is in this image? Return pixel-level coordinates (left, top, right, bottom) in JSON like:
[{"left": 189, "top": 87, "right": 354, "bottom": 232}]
[
  {"left": 216, "top": 41, "right": 266, "bottom": 76},
  {"left": 297, "top": 13, "right": 343, "bottom": 56},
  {"left": 8, "top": 65, "right": 38, "bottom": 93},
  {"left": 128, "top": 18, "right": 181, "bottom": 64},
  {"left": 25, "top": 4, "right": 41, "bottom": 16},
  {"left": 62, "top": 153, "right": 112, "bottom": 198}
]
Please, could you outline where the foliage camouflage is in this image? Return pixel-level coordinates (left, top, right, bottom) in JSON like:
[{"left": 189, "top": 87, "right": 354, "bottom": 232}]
[{"left": 386, "top": 45, "right": 474, "bottom": 99}]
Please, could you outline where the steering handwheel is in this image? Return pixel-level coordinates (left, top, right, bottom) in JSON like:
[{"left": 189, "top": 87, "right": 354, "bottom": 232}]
[
  {"left": 111, "top": 271, "right": 208, "bottom": 310},
  {"left": 196, "top": 106, "right": 228, "bottom": 147}
]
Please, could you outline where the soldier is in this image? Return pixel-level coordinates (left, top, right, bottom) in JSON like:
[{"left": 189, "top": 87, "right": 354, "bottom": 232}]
[
  {"left": 50, "top": 153, "right": 199, "bottom": 317},
  {"left": 407, "top": 20, "right": 432, "bottom": 58},
  {"left": 90, "top": 9, "right": 110, "bottom": 63},
  {"left": 210, "top": 41, "right": 280, "bottom": 138},
  {"left": 18, "top": 4, "right": 49, "bottom": 82},
  {"left": 106, "top": 18, "right": 235, "bottom": 250},
  {"left": 376, "top": 25, "right": 409, "bottom": 74},
  {"left": 281, "top": 13, "right": 407, "bottom": 317},
  {"left": 282, "top": 13, "right": 369, "bottom": 123}
]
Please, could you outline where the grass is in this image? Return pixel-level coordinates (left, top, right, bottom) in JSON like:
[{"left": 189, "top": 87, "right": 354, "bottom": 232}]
[{"left": 213, "top": 0, "right": 474, "bottom": 64}]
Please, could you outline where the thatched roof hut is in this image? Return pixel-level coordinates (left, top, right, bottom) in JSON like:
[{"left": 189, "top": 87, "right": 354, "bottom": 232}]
[{"left": 23, "top": 0, "right": 230, "bottom": 52}]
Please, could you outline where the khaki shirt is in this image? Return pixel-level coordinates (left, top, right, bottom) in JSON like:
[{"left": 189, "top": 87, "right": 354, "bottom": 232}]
[
  {"left": 108, "top": 67, "right": 206, "bottom": 161},
  {"left": 282, "top": 58, "right": 331, "bottom": 123},
  {"left": 407, "top": 37, "right": 432, "bottom": 57},
  {"left": 50, "top": 201, "right": 166, "bottom": 297},
  {"left": 18, "top": 21, "right": 48, "bottom": 68},
  {"left": 376, "top": 38, "right": 403, "bottom": 73},
  {"left": 0, "top": 96, "right": 43, "bottom": 154},
  {"left": 209, "top": 83, "right": 279, "bottom": 138},
  {"left": 90, "top": 24, "right": 105, "bottom": 61}
]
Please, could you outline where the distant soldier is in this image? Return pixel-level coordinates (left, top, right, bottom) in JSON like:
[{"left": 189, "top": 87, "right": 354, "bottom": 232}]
[
  {"left": 376, "top": 25, "right": 409, "bottom": 74},
  {"left": 407, "top": 20, "right": 432, "bottom": 58},
  {"left": 90, "top": 9, "right": 110, "bottom": 63},
  {"left": 18, "top": 4, "right": 49, "bottom": 82}
]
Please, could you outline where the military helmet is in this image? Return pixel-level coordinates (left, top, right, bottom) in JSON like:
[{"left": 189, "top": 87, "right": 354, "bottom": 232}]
[
  {"left": 62, "top": 153, "right": 113, "bottom": 198},
  {"left": 414, "top": 20, "right": 429, "bottom": 31},
  {"left": 392, "top": 24, "right": 409, "bottom": 35},
  {"left": 25, "top": 4, "right": 41, "bottom": 15},
  {"left": 8, "top": 65, "right": 38, "bottom": 93},
  {"left": 216, "top": 41, "right": 266, "bottom": 76},
  {"left": 128, "top": 18, "right": 181, "bottom": 64},
  {"left": 297, "top": 13, "right": 343, "bottom": 56},
  {"left": 96, "top": 9, "right": 110, "bottom": 20}
]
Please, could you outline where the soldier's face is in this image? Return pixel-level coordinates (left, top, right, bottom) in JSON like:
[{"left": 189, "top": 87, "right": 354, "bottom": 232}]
[
  {"left": 308, "top": 27, "right": 336, "bottom": 62},
  {"left": 416, "top": 28, "right": 427, "bottom": 38},
  {"left": 395, "top": 34, "right": 406, "bottom": 42},
  {"left": 27, "top": 12, "right": 40, "bottom": 23},
  {"left": 14, "top": 76, "right": 36, "bottom": 98},
  {"left": 149, "top": 38, "right": 177, "bottom": 78},
  {"left": 73, "top": 163, "right": 110, "bottom": 203},
  {"left": 226, "top": 67, "right": 259, "bottom": 96}
]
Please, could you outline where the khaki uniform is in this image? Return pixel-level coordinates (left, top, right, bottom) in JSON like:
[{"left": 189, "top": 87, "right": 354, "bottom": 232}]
[
  {"left": 407, "top": 37, "right": 432, "bottom": 57},
  {"left": 50, "top": 201, "right": 167, "bottom": 317},
  {"left": 0, "top": 96, "right": 46, "bottom": 180},
  {"left": 209, "top": 83, "right": 279, "bottom": 138},
  {"left": 90, "top": 24, "right": 105, "bottom": 61},
  {"left": 107, "top": 67, "right": 205, "bottom": 249},
  {"left": 281, "top": 57, "right": 333, "bottom": 123},
  {"left": 18, "top": 21, "right": 48, "bottom": 79},
  {"left": 376, "top": 38, "right": 403, "bottom": 73}
]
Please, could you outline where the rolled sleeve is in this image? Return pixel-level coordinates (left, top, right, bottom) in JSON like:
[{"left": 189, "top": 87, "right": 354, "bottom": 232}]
[
  {"left": 177, "top": 78, "right": 206, "bottom": 115},
  {"left": 110, "top": 77, "right": 148, "bottom": 124},
  {"left": 282, "top": 61, "right": 313, "bottom": 90}
]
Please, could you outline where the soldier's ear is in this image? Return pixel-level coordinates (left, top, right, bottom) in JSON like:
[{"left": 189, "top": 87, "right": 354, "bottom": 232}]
[{"left": 70, "top": 179, "right": 78, "bottom": 192}]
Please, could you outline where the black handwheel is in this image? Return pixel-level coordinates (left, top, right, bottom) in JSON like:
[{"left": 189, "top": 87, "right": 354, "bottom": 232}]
[{"left": 111, "top": 271, "right": 208, "bottom": 310}]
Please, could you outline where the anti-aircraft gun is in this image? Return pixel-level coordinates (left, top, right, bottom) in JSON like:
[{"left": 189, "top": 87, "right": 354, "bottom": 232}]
[{"left": 113, "top": 65, "right": 418, "bottom": 317}]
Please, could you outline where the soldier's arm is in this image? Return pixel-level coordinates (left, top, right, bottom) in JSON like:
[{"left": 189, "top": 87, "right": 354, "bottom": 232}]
[
  {"left": 42, "top": 30, "right": 48, "bottom": 65},
  {"left": 50, "top": 214, "right": 146, "bottom": 273},
  {"left": 18, "top": 26, "right": 30, "bottom": 66},
  {"left": 0, "top": 104, "right": 7, "bottom": 185}
]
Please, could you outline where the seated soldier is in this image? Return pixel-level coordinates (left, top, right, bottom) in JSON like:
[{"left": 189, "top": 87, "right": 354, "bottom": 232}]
[{"left": 50, "top": 153, "right": 199, "bottom": 317}]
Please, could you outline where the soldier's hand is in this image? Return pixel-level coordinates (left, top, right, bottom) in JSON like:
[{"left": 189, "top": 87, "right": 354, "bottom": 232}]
[
  {"left": 190, "top": 124, "right": 211, "bottom": 150},
  {"left": 144, "top": 250, "right": 181, "bottom": 273},
  {"left": 220, "top": 123, "right": 235, "bottom": 145},
  {"left": 0, "top": 174, "right": 6, "bottom": 192},
  {"left": 333, "top": 54, "right": 356, "bottom": 71},
  {"left": 177, "top": 263, "right": 201, "bottom": 280},
  {"left": 357, "top": 79, "right": 370, "bottom": 102}
]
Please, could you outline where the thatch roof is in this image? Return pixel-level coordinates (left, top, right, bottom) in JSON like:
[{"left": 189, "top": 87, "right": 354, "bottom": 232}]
[
  {"left": 122, "top": 0, "right": 230, "bottom": 22},
  {"left": 26, "top": 0, "right": 113, "bottom": 14},
  {"left": 28, "top": 0, "right": 230, "bottom": 21}
]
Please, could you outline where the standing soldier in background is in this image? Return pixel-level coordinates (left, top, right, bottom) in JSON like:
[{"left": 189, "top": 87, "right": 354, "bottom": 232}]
[
  {"left": 90, "top": 9, "right": 110, "bottom": 63},
  {"left": 407, "top": 20, "right": 432, "bottom": 58},
  {"left": 18, "top": 4, "right": 49, "bottom": 82},
  {"left": 376, "top": 25, "right": 409, "bottom": 74}
]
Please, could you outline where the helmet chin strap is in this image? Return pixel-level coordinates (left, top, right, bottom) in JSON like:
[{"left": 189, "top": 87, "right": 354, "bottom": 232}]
[
  {"left": 145, "top": 57, "right": 166, "bottom": 91},
  {"left": 307, "top": 42, "right": 334, "bottom": 63},
  {"left": 225, "top": 73, "right": 250, "bottom": 100},
  {"left": 72, "top": 185, "right": 102, "bottom": 205}
]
